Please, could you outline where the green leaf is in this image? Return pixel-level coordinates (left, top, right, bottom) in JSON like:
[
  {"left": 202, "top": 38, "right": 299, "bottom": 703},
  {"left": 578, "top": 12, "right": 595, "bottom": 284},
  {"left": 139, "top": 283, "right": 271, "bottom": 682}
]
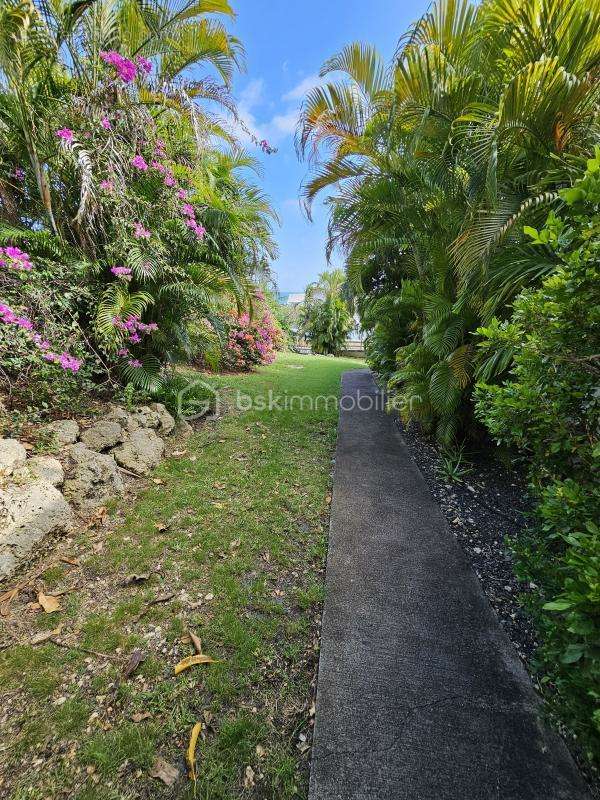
[
  {"left": 560, "top": 644, "right": 584, "bottom": 664},
  {"left": 543, "top": 600, "right": 574, "bottom": 611}
]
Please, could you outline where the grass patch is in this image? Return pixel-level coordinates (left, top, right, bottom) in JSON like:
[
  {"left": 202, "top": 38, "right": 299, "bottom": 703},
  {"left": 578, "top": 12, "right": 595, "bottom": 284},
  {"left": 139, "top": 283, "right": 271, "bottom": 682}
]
[{"left": 0, "top": 353, "right": 363, "bottom": 799}]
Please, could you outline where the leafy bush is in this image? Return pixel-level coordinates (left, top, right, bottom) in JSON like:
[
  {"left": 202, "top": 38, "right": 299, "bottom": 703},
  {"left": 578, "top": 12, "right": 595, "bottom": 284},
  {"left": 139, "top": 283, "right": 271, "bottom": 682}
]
[
  {"left": 475, "top": 155, "right": 600, "bottom": 761},
  {"left": 220, "top": 307, "right": 284, "bottom": 371},
  {"left": 301, "top": 297, "right": 353, "bottom": 356},
  {"left": 0, "top": 0, "right": 277, "bottom": 410}
]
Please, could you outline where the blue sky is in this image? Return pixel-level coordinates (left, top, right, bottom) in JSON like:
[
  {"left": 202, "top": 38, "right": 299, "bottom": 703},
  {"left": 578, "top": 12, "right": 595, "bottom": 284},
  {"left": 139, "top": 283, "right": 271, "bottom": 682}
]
[{"left": 224, "top": 0, "right": 429, "bottom": 292}]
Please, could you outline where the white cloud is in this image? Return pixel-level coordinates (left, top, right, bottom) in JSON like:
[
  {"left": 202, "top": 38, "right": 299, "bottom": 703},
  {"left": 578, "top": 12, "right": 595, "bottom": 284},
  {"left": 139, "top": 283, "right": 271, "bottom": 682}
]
[
  {"left": 272, "top": 109, "right": 300, "bottom": 136},
  {"left": 282, "top": 74, "right": 322, "bottom": 102}
]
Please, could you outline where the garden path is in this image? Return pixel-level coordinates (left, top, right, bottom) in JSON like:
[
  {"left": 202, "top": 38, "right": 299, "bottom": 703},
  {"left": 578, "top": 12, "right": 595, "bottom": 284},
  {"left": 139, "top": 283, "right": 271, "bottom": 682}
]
[{"left": 309, "top": 369, "right": 589, "bottom": 800}]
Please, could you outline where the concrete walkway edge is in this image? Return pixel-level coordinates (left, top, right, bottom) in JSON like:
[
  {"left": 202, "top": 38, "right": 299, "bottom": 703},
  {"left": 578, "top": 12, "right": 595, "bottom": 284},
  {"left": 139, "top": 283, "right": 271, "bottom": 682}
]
[{"left": 309, "top": 369, "right": 589, "bottom": 800}]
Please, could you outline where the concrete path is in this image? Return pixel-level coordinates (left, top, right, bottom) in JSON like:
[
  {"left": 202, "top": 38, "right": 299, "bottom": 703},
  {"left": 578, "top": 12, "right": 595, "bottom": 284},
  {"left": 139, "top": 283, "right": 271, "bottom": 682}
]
[{"left": 309, "top": 369, "right": 589, "bottom": 800}]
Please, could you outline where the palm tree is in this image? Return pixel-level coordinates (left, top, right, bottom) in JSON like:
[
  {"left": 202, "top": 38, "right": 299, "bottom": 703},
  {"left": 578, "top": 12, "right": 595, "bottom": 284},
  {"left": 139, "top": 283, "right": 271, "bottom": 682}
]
[{"left": 298, "top": 0, "right": 600, "bottom": 441}]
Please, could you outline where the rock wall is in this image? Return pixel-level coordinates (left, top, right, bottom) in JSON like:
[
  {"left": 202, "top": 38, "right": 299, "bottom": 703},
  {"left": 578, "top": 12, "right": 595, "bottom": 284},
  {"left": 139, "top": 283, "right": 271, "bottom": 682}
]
[{"left": 0, "top": 403, "right": 181, "bottom": 579}]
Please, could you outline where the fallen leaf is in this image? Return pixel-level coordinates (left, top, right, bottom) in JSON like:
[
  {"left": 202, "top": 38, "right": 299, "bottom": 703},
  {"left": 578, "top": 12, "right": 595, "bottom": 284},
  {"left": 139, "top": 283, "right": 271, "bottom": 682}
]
[
  {"left": 229, "top": 538, "right": 241, "bottom": 551},
  {"left": 202, "top": 709, "right": 213, "bottom": 725},
  {"left": 309, "top": 701, "right": 316, "bottom": 718},
  {"left": 211, "top": 502, "right": 224, "bottom": 509},
  {"left": 0, "top": 588, "right": 18, "bottom": 616},
  {"left": 172, "top": 450, "right": 187, "bottom": 457},
  {"left": 213, "top": 482, "right": 226, "bottom": 490},
  {"left": 152, "top": 478, "right": 165, "bottom": 485},
  {"left": 60, "top": 556, "right": 79, "bottom": 566},
  {"left": 86, "top": 506, "right": 108, "bottom": 529},
  {"left": 244, "top": 765, "right": 255, "bottom": 789},
  {"left": 122, "top": 650, "right": 145, "bottom": 680},
  {"left": 121, "top": 573, "right": 150, "bottom": 586},
  {"left": 31, "top": 625, "right": 62, "bottom": 645},
  {"left": 186, "top": 722, "right": 202, "bottom": 781},
  {"left": 204, "top": 593, "right": 214, "bottom": 601},
  {"left": 149, "top": 757, "right": 179, "bottom": 786},
  {"left": 131, "top": 711, "right": 152, "bottom": 723},
  {"left": 153, "top": 522, "right": 169, "bottom": 532},
  {"left": 38, "top": 592, "right": 61, "bottom": 613},
  {"left": 174, "top": 654, "right": 220, "bottom": 675},
  {"left": 256, "top": 744, "right": 266, "bottom": 759},
  {"left": 188, "top": 629, "right": 203, "bottom": 655}
]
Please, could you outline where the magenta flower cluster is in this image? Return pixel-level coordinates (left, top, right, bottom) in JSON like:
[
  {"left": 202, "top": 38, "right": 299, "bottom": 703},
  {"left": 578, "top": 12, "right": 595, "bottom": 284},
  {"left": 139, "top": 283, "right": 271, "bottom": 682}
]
[
  {"left": 0, "top": 303, "right": 82, "bottom": 372},
  {"left": 221, "top": 310, "right": 282, "bottom": 371},
  {"left": 0, "top": 246, "right": 33, "bottom": 271},
  {"left": 56, "top": 128, "right": 74, "bottom": 143},
  {"left": 110, "top": 265, "right": 132, "bottom": 279},
  {"left": 181, "top": 200, "right": 206, "bottom": 240},
  {"left": 100, "top": 51, "right": 138, "bottom": 83},
  {"left": 133, "top": 222, "right": 151, "bottom": 239},
  {"left": 112, "top": 315, "right": 158, "bottom": 366}
]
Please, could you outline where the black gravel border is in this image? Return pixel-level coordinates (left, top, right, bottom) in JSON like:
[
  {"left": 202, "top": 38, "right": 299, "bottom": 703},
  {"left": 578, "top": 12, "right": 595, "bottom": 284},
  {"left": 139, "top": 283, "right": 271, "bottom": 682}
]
[{"left": 397, "top": 418, "right": 600, "bottom": 797}]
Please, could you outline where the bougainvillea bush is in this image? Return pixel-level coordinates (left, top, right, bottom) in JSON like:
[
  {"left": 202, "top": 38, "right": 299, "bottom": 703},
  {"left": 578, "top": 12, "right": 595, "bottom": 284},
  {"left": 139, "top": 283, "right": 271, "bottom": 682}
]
[
  {"left": 0, "top": 0, "right": 277, "bottom": 413},
  {"left": 220, "top": 306, "right": 285, "bottom": 371}
]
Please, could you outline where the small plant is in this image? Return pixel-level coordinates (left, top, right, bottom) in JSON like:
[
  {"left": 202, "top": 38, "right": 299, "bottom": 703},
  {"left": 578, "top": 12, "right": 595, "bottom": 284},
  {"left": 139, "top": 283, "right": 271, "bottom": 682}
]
[{"left": 438, "top": 445, "right": 473, "bottom": 484}]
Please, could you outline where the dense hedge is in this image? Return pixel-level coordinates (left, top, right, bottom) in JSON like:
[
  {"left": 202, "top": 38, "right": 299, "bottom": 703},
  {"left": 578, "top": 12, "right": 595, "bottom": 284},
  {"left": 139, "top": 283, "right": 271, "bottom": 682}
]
[{"left": 476, "top": 155, "right": 600, "bottom": 760}]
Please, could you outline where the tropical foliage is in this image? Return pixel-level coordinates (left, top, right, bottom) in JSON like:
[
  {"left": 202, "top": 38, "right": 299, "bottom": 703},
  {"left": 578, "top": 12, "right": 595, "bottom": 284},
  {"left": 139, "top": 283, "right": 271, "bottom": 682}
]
[
  {"left": 0, "top": 0, "right": 277, "bottom": 412},
  {"left": 476, "top": 159, "right": 600, "bottom": 760},
  {"left": 298, "top": 0, "right": 600, "bottom": 442},
  {"left": 298, "top": 0, "right": 600, "bottom": 765},
  {"left": 300, "top": 268, "right": 353, "bottom": 355}
]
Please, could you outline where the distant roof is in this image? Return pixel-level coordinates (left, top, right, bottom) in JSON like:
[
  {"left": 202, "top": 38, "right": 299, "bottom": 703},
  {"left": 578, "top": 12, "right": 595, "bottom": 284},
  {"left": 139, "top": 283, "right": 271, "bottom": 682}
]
[{"left": 277, "top": 292, "right": 305, "bottom": 305}]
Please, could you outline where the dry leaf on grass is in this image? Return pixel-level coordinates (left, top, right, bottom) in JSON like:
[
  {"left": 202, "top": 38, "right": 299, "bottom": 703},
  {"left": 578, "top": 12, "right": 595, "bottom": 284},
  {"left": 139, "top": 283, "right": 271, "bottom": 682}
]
[
  {"left": 152, "top": 478, "right": 165, "bottom": 485},
  {"left": 149, "top": 757, "right": 179, "bottom": 786},
  {"left": 0, "top": 588, "right": 18, "bottom": 616},
  {"left": 30, "top": 625, "right": 62, "bottom": 645},
  {"left": 153, "top": 522, "right": 169, "bottom": 532},
  {"left": 244, "top": 765, "right": 255, "bottom": 789},
  {"left": 38, "top": 592, "right": 61, "bottom": 613},
  {"left": 188, "top": 629, "right": 203, "bottom": 655},
  {"left": 186, "top": 722, "right": 202, "bottom": 781},
  {"left": 122, "top": 650, "right": 145, "bottom": 680},
  {"left": 121, "top": 573, "right": 150, "bottom": 586},
  {"left": 174, "top": 654, "right": 219, "bottom": 675},
  {"left": 131, "top": 711, "right": 152, "bottom": 723}
]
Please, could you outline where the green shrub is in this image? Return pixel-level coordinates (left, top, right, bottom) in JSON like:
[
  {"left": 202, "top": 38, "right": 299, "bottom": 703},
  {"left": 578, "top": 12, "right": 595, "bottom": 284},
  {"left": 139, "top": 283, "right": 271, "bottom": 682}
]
[{"left": 475, "top": 154, "right": 600, "bottom": 762}]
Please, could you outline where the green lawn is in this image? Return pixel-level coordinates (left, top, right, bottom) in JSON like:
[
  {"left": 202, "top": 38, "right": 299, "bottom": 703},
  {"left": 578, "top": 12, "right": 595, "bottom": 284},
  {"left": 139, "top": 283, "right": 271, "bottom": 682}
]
[{"left": 0, "top": 353, "right": 363, "bottom": 800}]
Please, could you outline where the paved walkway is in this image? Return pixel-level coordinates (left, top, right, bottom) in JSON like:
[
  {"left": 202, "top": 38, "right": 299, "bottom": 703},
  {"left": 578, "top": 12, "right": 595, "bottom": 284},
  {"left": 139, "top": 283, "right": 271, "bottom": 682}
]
[{"left": 309, "top": 369, "right": 589, "bottom": 800}]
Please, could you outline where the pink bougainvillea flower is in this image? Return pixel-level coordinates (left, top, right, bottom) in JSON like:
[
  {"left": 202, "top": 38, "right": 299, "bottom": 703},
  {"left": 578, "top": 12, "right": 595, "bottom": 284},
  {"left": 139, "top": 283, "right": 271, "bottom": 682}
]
[
  {"left": 56, "top": 128, "right": 74, "bottom": 142},
  {"left": 110, "top": 265, "right": 132, "bottom": 277},
  {"left": 131, "top": 154, "right": 148, "bottom": 171},
  {"left": 13, "top": 168, "right": 25, "bottom": 181},
  {"left": 100, "top": 179, "right": 114, "bottom": 192},
  {"left": 128, "top": 358, "right": 142, "bottom": 368},
  {"left": 151, "top": 160, "right": 166, "bottom": 174},
  {"left": 117, "top": 347, "right": 130, "bottom": 356},
  {"left": 135, "top": 56, "right": 152, "bottom": 74},
  {"left": 133, "top": 222, "right": 151, "bottom": 240},
  {"left": 100, "top": 50, "right": 137, "bottom": 83},
  {"left": 176, "top": 188, "right": 187, "bottom": 200},
  {"left": 0, "top": 246, "right": 33, "bottom": 271},
  {"left": 164, "top": 174, "right": 176, "bottom": 187},
  {"left": 100, "top": 117, "right": 112, "bottom": 130},
  {"left": 181, "top": 203, "right": 195, "bottom": 217}
]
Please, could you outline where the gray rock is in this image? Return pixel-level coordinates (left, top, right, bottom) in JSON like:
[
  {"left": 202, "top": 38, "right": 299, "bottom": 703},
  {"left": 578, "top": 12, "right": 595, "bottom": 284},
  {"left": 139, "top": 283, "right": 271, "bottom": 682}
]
[
  {"left": 62, "top": 443, "right": 124, "bottom": 512},
  {"left": 112, "top": 429, "right": 165, "bottom": 475},
  {"left": 13, "top": 456, "right": 64, "bottom": 487},
  {"left": 149, "top": 403, "right": 176, "bottom": 436},
  {"left": 130, "top": 405, "right": 162, "bottom": 430},
  {"left": 175, "top": 419, "right": 193, "bottom": 438},
  {"left": 0, "top": 439, "right": 27, "bottom": 477},
  {"left": 80, "top": 420, "right": 124, "bottom": 452},
  {"left": 105, "top": 406, "right": 132, "bottom": 427},
  {"left": 43, "top": 419, "right": 80, "bottom": 445},
  {"left": 0, "top": 480, "right": 74, "bottom": 578}
]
